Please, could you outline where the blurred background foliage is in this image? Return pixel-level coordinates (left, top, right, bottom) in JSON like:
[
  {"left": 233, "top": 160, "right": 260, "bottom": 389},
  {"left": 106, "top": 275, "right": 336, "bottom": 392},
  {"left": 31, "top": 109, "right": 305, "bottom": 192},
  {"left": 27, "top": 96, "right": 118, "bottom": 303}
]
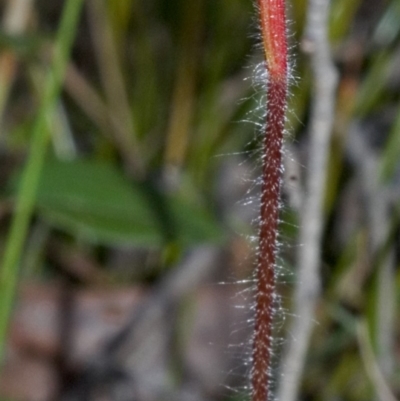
[{"left": 0, "top": 0, "right": 399, "bottom": 400}]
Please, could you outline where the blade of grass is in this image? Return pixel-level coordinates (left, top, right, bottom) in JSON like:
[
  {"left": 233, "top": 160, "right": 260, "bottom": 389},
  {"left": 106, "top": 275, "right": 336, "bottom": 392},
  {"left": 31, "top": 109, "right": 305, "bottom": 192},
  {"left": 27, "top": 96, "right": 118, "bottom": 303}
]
[
  {"left": 329, "top": 0, "right": 361, "bottom": 43},
  {"left": 0, "top": 0, "right": 84, "bottom": 365},
  {"left": 379, "top": 101, "right": 400, "bottom": 182},
  {"left": 88, "top": 0, "right": 144, "bottom": 179},
  {"left": 64, "top": 62, "right": 140, "bottom": 164},
  {"left": 163, "top": 0, "right": 203, "bottom": 183},
  {"left": 357, "top": 320, "right": 397, "bottom": 401}
]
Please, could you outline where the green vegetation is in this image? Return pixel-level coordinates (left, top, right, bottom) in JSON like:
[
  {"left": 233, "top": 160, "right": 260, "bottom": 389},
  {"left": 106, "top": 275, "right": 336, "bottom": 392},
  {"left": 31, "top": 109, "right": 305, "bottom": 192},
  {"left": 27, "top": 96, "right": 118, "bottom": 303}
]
[{"left": 0, "top": 0, "right": 399, "bottom": 400}]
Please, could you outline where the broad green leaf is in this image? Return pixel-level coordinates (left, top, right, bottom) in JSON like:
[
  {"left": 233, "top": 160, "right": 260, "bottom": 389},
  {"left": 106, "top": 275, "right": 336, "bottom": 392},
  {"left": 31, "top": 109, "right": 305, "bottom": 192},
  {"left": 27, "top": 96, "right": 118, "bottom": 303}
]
[
  {"left": 36, "top": 159, "right": 163, "bottom": 246},
  {"left": 27, "top": 159, "right": 224, "bottom": 247}
]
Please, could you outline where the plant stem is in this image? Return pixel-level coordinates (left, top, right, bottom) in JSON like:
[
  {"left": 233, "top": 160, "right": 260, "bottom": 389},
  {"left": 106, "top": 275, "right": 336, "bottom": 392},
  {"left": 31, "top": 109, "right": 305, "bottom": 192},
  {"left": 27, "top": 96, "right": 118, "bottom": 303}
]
[
  {"left": 252, "top": 1, "right": 288, "bottom": 401},
  {"left": 0, "top": 0, "right": 84, "bottom": 365}
]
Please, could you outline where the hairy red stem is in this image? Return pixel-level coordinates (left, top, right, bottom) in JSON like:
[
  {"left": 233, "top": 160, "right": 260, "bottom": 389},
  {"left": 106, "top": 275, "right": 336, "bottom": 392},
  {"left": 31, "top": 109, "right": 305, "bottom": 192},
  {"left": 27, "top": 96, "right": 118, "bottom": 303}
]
[{"left": 252, "top": 1, "right": 288, "bottom": 401}]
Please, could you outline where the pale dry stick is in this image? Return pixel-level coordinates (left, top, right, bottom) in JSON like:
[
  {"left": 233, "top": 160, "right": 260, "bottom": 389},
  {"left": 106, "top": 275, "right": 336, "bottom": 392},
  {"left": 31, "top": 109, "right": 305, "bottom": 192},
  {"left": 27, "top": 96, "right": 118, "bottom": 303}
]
[
  {"left": 277, "top": 1, "right": 338, "bottom": 401},
  {"left": 0, "top": 0, "right": 34, "bottom": 126},
  {"left": 87, "top": 0, "right": 145, "bottom": 178},
  {"left": 357, "top": 320, "right": 397, "bottom": 401}
]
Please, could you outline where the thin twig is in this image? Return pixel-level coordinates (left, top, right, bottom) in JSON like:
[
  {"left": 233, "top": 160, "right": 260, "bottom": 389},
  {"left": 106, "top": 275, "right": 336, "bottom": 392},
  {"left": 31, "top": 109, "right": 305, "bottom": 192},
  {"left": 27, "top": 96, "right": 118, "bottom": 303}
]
[{"left": 277, "top": 1, "right": 338, "bottom": 400}]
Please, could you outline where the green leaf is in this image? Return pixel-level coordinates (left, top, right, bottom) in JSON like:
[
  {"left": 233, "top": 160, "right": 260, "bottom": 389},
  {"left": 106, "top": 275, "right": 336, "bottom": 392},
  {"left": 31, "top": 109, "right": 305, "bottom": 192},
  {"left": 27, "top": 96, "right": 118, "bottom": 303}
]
[
  {"left": 24, "top": 159, "right": 225, "bottom": 247},
  {"left": 36, "top": 159, "right": 163, "bottom": 246}
]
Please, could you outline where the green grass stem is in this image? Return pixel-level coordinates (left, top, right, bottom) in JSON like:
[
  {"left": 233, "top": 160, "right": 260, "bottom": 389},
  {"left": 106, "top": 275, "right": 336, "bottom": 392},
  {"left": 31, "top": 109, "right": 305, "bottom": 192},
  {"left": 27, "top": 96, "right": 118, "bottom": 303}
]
[{"left": 0, "top": 0, "right": 84, "bottom": 364}]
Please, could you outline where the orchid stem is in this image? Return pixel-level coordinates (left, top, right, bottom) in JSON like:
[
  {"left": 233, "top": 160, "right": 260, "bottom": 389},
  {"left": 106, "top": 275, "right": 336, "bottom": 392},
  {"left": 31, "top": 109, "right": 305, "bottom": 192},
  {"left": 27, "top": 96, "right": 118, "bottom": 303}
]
[{"left": 252, "top": 1, "right": 288, "bottom": 400}]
